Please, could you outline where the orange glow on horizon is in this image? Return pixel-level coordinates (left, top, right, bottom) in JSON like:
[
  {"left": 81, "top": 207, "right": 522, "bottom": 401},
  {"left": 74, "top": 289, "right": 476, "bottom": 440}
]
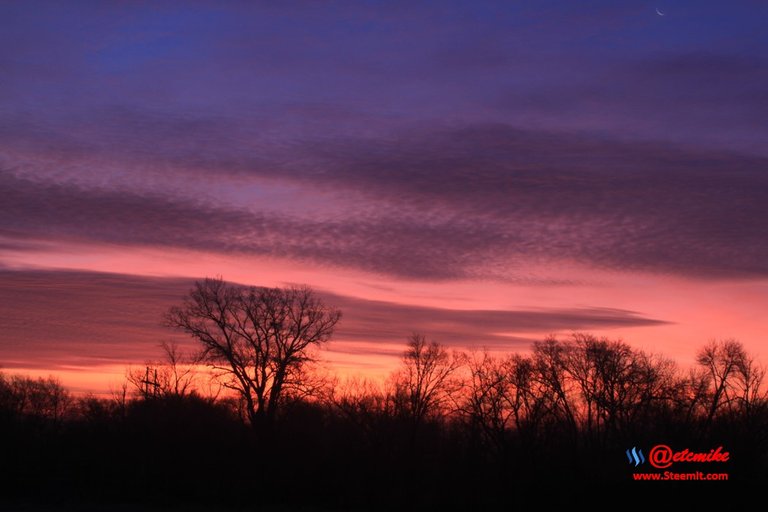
[{"left": 3, "top": 240, "right": 767, "bottom": 395}]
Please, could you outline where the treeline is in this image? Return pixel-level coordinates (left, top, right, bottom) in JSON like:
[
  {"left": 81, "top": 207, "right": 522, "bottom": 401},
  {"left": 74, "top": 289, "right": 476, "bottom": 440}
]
[
  {"left": 1, "top": 279, "right": 766, "bottom": 509},
  {"left": 1, "top": 335, "right": 766, "bottom": 508},
  {"left": 3, "top": 335, "right": 763, "bottom": 436}
]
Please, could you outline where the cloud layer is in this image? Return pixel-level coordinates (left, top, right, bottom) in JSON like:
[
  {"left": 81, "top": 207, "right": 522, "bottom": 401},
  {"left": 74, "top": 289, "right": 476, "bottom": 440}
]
[
  {"left": 1, "top": 2, "right": 766, "bottom": 392},
  {"left": 3, "top": 120, "right": 768, "bottom": 281},
  {"left": 0, "top": 269, "right": 666, "bottom": 369},
  {"left": 2, "top": 2, "right": 768, "bottom": 282}
]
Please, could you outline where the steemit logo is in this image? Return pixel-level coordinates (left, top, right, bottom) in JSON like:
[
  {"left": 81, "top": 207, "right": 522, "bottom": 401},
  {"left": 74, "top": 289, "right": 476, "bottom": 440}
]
[{"left": 626, "top": 446, "right": 645, "bottom": 466}]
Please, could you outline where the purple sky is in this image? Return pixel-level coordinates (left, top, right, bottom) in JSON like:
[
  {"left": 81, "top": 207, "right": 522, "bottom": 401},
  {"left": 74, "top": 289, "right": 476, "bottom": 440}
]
[{"left": 1, "top": 1, "right": 767, "bottom": 391}]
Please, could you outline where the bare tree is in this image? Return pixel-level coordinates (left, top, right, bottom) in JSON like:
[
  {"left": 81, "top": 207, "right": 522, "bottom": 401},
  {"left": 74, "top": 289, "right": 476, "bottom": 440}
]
[
  {"left": 563, "top": 334, "right": 604, "bottom": 436},
  {"left": 166, "top": 277, "right": 341, "bottom": 429},
  {"left": 0, "top": 372, "right": 71, "bottom": 424},
  {"left": 532, "top": 336, "right": 578, "bottom": 432},
  {"left": 697, "top": 339, "right": 747, "bottom": 424},
  {"left": 110, "top": 381, "right": 129, "bottom": 420},
  {"left": 507, "top": 354, "right": 548, "bottom": 434},
  {"left": 566, "top": 334, "right": 671, "bottom": 438},
  {"left": 391, "top": 333, "right": 461, "bottom": 425},
  {"left": 734, "top": 351, "right": 766, "bottom": 416},
  {"left": 460, "top": 349, "right": 516, "bottom": 450},
  {"left": 530, "top": 334, "right": 679, "bottom": 440},
  {"left": 333, "top": 377, "right": 393, "bottom": 437},
  {"left": 128, "top": 341, "right": 201, "bottom": 399}
]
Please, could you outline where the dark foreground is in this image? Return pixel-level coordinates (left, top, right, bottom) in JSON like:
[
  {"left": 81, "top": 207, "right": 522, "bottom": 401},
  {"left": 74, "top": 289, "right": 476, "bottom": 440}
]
[{"left": 0, "top": 393, "right": 765, "bottom": 511}]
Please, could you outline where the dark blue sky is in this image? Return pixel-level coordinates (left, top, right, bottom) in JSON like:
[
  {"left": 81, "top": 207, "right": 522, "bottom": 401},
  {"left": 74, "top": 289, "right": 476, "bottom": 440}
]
[
  {"left": 3, "top": 1, "right": 767, "bottom": 152},
  {"left": 3, "top": 0, "right": 767, "bottom": 279}
]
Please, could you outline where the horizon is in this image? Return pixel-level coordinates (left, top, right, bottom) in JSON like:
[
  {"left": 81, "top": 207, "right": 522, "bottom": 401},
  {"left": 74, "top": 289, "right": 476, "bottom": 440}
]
[{"left": 2, "top": 1, "right": 768, "bottom": 395}]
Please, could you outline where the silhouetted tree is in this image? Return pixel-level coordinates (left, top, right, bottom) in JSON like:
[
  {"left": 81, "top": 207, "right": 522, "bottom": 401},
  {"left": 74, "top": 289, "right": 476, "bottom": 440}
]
[
  {"left": 392, "top": 333, "right": 460, "bottom": 425},
  {"left": 459, "top": 349, "right": 515, "bottom": 451},
  {"left": 532, "top": 337, "right": 578, "bottom": 433},
  {"left": 733, "top": 347, "right": 766, "bottom": 417},
  {"left": 2, "top": 332, "right": 768, "bottom": 508},
  {"left": 506, "top": 354, "right": 548, "bottom": 435},
  {"left": 0, "top": 372, "right": 71, "bottom": 424},
  {"left": 166, "top": 277, "right": 341, "bottom": 429},
  {"left": 563, "top": 333, "right": 677, "bottom": 440},
  {"left": 698, "top": 339, "right": 746, "bottom": 424},
  {"left": 333, "top": 377, "right": 392, "bottom": 437},
  {"left": 697, "top": 339, "right": 767, "bottom": 424},
  {"left": 128, "top": 341, "right": 203, "bottom": 399}
]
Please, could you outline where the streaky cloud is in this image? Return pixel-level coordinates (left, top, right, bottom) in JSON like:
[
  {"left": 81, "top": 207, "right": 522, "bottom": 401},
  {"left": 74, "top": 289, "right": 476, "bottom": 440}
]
[
  {"left": 0, "top": 269, "right": 667, "bottom": 369},
  {"left": 3, "top": 118, "right": 768, "bottom": 280}
]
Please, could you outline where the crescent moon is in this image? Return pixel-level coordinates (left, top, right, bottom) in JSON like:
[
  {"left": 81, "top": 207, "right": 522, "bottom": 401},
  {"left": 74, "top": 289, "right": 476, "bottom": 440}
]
[{"left": 656, "top": 7, "right": 665, "bottom": 16}]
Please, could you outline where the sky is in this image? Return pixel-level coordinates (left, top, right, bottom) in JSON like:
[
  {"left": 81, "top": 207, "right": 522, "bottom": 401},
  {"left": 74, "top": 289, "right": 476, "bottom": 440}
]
[{"left": 1, "top": 1, "right": 767, "bottom": 393}]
